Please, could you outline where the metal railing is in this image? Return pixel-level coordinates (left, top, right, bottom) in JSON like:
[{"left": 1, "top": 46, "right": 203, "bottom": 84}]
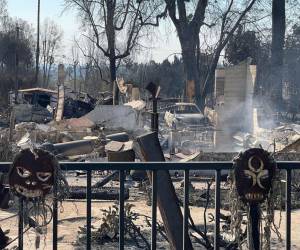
[{"left": 0, "top": 161, "right": 299, "bottom": 250}]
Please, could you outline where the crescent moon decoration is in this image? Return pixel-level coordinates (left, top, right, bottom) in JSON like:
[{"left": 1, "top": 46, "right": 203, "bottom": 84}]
[
  {"left": 248, "top": 156, "right": 264, "bottom": 173},
  {"left": 256, "top": 170, "right": 269, "bottom": 189},
  {"left": 244, "top": 170, "right": 257, "bottom": 187}
]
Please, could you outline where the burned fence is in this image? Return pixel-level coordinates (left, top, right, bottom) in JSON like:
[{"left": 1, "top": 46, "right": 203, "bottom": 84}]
[{"left": 0, "top": 161, "right": 298, "bottom": 250}]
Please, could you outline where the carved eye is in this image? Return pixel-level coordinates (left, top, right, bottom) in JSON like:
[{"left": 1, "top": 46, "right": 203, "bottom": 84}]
[
  {"left": 16, "top": 166, "right": 31, "bottom": 178},
  {"left": 36, "top": 172, "right": 52, "bottom": 182}
]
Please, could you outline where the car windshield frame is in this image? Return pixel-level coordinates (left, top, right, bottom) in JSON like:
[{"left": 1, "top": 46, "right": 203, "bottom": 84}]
[{"left": 172, "top": 104, "right": 200, "bottom": 114}]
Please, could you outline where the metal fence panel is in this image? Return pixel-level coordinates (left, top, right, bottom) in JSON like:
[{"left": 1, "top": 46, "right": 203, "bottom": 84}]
[{"left": 0, "top": 161, "right": 298, "bottom": 250}]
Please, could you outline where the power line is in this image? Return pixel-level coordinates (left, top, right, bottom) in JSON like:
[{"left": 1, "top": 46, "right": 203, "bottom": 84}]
[{"left": 35, "top": 0, "right": 41, "bottom": 86}]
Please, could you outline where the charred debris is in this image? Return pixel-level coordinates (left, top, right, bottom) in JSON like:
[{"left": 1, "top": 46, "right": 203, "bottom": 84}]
[
  {"left": 1, "top": 63, "right": 300, "bottom": 202},
  {"left": 2, "top": 65, "right": 300, "bottom": 167},
  {"left": 0, "top": 78, "right": 215, "bottom": 164}
]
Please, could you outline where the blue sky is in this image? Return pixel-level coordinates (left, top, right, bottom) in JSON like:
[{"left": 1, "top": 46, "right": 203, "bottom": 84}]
[
  {"left": 8, "top": 0, "right": 66, "bottom": 21},
  {"left": 7, "top": 0, "right": 180, "bottom": 62},
  {"left": 7, "top": 0, "right": 78, "bottom": 45}
]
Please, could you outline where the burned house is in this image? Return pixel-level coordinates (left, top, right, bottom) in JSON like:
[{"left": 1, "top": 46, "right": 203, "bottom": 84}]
[
  {"left": 62, "top": 89, "right": 96, "bottom": 119},
  {"left": 9, "top": 88, "right": 57, "bottom": 123},
  {"left": 9, "top": 86, "right": 97, "bottom": 124}
]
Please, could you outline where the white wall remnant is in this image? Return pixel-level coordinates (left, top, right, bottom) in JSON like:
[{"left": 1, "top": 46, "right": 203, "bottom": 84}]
[
  {"left": 214, "top": 59, "right": 256, "bottom": 152},
  {"left": 214, "top": 68, "right": 225, "bottom": 104}
]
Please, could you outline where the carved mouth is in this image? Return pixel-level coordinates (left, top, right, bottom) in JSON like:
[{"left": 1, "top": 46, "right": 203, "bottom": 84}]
[
  {"left": 245, "top": 193, "right": 264, "bottom": 201},
  {"left": 14, "top": 184, "right": 43, "bottom": 198}
]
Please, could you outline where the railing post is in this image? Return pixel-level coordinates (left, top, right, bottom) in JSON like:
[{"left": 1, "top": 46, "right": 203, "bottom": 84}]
[
  {"left": 119, "top": 170, "right": 125, "bottom": 250},
  {"left": 86, "top": 170, "right": 92, "bottom": 250},
  {"left": 53, "top": 172, "right": 58, "bottom": 250},
  {"left": 151, "top": 170, "right": 157, "bottom": 250},
  {"left": 183, "top": 169, "right": 189, "bottom": 250},
  {"left": 214, "top": 169, "right": 221, "bottom": 250},
  {"left": 286, "top": 169, "right": 291, "bottom": 250},
  {"left": 18, "top": 198, "right": 24, "bottom": 250},
  {"left": 249, "top": 204, "right": 260, "bottom": 250}
]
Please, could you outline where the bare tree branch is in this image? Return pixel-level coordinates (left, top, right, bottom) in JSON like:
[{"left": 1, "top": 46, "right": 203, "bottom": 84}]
[
  {"left": 191, "top": 0, "right": 208, "bottom": 31},
  {"left": 165, "top": 0, "right": 178, "bottom": 26},
  {"left": 114, "top": 0, "right": 130, "bottom": 30},
  {"left": 202, "top": 0, "right": 257, "bottom": 97},
  {"left": 75, "top": 38, "right": 110, "bottom": 84},
  {"left": 138, "top": 5, "right": 167, "bottom": 27}
]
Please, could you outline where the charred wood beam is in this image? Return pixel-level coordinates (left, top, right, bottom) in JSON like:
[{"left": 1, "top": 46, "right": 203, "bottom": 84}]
[
  {"left": 68, "top": 186, "right": 129, "bottom": 200},
  {"left": 136, "top": 131, "right": 193, "bottom": 250},
  {"left": 41, "top": 140, "right": 95, "bottom": 157}
]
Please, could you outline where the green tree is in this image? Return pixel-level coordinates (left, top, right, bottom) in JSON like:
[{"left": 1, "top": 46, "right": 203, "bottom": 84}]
[
  {"left": 225, "top": 27, "right": 261, "bottom": 65},
  {"left": 0, "top": 3, "right": 35, "bottom": 105}
]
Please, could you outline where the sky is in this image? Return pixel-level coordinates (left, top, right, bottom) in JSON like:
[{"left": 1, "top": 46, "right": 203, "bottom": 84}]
[{"left": 7, "top": 0, "right": 181, "bottom": 63}]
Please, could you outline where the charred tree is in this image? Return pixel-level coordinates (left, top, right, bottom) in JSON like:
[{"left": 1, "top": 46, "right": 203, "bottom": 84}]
[
  {"left": 165, "top": 0, "right": 257, "bottom": 110},
  {"left": 165, "top": 0, "right": 208, "bottom": 108}
]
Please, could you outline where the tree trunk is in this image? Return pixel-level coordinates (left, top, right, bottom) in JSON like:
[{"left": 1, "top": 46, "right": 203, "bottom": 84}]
[
  {"left": 270, "top": 0, "right": 285, "bottom": 110},
  {"left": 203, "top": 46, "right": 223, "bottom": 103},
  {"left": 181, "top": 39, "right": 203, "bottom": 110},
  {"left": 46, "top": 62, "right": 53, "bottom": 88},
  {"left": 106, "top": 0, "right": 118, "bottom": 105},
  {"left": 43, "top": 58, "right": 46, "bottom": 87},
  {"left": 109, "top": 57, "right": 118, "bottom": 105},
  {"left": 73, "top": 63, "right": 77, "bottom": 92}
]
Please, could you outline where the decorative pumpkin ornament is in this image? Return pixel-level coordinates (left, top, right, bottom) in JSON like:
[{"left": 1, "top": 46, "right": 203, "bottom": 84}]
[
  {"left": 8, "top": 148, "right": 57, "bottom": 199},
  {"left": 0, "top": 227, "right": 9, "bottom": 249},
  {"left": 233, "top": 148, "right": 276, "bottom": 205}
]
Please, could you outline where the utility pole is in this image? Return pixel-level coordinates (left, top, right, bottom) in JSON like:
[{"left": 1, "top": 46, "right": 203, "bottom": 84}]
[
  {"left": 35, "top": 0, "right": 41, "bottom": 86},
  {"left": 15, "top": 26, "right": 20, "bottom": 103}
]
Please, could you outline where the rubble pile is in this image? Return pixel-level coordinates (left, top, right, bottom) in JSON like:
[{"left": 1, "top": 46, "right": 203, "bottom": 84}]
[
  {"left": 232, "top": 123, "right": 300, "bottom": 153},
  {"left": 0, "top": 118, "right": 134, "bottom": 163},
  {"left": 4, "top": 78, "right": 300, "bottom": 162},
  {"left": 2, "top": 83, "right": 217, "bottom": 162},
  {"left": 0, "top": 129, "right": 14, "bottom": 161}
]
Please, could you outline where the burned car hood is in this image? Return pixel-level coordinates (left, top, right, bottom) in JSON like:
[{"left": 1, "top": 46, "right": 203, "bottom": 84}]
[{"left": 175, "top": 113, "right": 205, "bottom": 124}]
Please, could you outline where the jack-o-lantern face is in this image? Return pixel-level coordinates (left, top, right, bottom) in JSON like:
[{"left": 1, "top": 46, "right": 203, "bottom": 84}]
[
  {"left": 9, "top": 149, "right": 57, "bottom": 199},
  {"left": 234, "top": 148, "right": 276, "bottom": 205}
]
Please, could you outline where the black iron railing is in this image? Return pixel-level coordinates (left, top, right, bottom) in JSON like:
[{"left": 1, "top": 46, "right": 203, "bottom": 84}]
[{"left": 0, "top": 161, "right": 299, "bottom": 250}]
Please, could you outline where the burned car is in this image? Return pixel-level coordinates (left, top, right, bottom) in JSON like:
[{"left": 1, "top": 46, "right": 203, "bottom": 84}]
[{"left": 161, "top": 102, "right": 208, "bottom": 128}]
